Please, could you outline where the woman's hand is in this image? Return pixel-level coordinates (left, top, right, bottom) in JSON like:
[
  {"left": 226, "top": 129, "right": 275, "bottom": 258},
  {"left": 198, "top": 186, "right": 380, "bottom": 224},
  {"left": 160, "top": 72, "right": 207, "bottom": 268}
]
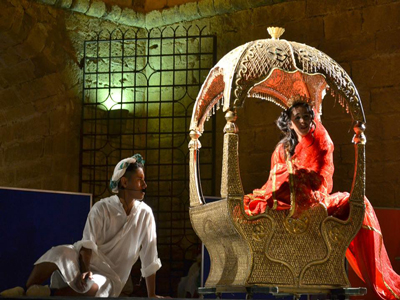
[{"left": 295, "top": 168, "right": 323, "bottom": 190}]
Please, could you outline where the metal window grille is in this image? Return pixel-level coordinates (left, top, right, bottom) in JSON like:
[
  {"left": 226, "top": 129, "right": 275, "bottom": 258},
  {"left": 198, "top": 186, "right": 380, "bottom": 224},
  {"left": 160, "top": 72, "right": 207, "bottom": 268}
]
[{"left": 80, "top": 26, "right": 216, "bottom": 296}]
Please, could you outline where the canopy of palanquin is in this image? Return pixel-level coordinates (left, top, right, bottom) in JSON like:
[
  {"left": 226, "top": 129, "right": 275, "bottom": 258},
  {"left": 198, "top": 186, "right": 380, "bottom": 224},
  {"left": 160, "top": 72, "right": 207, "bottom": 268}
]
[{"left": 190, "top": 27, "right": 366, "bottom": 136}]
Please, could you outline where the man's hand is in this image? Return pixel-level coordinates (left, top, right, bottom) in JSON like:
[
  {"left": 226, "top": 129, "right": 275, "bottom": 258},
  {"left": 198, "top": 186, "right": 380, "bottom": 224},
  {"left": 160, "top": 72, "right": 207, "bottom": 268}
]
[
  {"left": 145, "top": 274, "right": 171, "bottom": 298},
  {"left": 74, "top": 271, "right": 93, "bottom": 291},
  {"left": 76, "top": 247, "right": 93, "bottom": 291}
]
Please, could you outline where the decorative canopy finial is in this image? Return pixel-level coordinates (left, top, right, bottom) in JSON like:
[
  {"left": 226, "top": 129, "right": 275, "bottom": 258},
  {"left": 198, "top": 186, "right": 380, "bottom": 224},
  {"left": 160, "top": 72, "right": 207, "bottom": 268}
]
[{"left": 267, "top": 27, "right": 285, "bottom": 39}]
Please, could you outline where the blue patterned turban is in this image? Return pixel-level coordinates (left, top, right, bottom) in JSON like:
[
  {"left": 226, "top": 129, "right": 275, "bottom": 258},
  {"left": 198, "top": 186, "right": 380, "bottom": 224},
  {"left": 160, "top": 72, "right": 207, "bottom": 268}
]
[{"left": 109, "top": 154, "right": 145, "bottom": 193}]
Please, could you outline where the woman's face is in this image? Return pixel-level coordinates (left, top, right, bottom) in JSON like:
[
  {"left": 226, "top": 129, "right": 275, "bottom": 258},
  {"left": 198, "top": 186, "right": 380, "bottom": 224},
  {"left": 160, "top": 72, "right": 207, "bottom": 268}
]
[{"left": 289, "top": 105, "right": 312, "bottom": 138}]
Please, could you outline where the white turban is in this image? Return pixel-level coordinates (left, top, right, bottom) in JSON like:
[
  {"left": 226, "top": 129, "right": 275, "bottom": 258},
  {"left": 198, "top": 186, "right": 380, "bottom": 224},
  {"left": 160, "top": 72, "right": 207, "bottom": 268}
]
[{"left": 109, "top": 154, "right": 144, "bottom": 193}]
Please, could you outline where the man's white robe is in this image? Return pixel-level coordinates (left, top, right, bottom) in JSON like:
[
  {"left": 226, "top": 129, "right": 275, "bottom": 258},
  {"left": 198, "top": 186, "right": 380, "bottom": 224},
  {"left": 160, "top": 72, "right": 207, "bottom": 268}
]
[{"left": 35, "top": 195, "right": 162, "bottom": 297}]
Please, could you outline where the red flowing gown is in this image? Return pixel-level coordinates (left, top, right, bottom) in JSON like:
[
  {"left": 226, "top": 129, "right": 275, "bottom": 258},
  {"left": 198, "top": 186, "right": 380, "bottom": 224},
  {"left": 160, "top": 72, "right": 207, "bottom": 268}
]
[{"left": 243, "top": 119, "right": 400, "bottom": 300}]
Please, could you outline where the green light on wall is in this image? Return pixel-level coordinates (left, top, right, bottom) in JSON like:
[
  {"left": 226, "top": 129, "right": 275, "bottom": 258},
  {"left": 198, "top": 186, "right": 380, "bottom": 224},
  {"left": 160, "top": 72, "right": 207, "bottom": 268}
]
[
  {"left": 99, "top": 89, "right": 131, "bottom": 112},
  {"left": 94, "top": 89, "right": 130, "bottom": 135}
]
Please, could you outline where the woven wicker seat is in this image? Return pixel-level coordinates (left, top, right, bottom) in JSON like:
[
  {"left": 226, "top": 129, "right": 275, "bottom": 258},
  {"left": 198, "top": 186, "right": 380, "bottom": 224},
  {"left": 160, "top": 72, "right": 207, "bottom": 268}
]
[{"left": 188, "top": 29, "right": 367, "bottom": 295}]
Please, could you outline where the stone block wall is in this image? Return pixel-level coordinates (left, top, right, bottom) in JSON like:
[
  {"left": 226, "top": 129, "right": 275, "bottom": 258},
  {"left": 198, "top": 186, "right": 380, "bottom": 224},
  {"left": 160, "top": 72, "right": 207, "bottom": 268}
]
[
  {"left": 0, "top": 0, "right": 399, "bottom": 212},
  {"left": 0, "top": 0, "right": 140, "bottom": 192},
  {"left": 0, "top": 0, "right": 82, "bottom": 191}
]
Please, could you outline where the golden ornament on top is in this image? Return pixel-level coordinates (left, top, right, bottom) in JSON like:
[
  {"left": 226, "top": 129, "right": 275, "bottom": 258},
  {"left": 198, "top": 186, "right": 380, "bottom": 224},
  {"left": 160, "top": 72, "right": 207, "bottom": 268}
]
[{"left": 267, "top": 27, "right": 285, "bottom": 39}]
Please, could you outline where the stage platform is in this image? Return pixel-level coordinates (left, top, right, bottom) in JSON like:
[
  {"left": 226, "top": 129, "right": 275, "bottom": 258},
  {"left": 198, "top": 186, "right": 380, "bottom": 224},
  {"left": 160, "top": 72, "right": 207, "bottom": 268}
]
[
  {"left": 198, "top": 286, "right": 367, "bottom": 300},
  {"left": 0, "top": 298, "right": 190, "bottom": 300},
  {"left": 0, "top": 290, "right": 368, "bottom": 300}
]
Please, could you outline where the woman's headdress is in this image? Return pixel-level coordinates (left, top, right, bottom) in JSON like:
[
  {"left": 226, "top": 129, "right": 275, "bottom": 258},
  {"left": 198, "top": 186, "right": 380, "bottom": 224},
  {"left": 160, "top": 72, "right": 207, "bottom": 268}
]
[{"left": 109, "top": 154, "right": 145, "bottom": 193}]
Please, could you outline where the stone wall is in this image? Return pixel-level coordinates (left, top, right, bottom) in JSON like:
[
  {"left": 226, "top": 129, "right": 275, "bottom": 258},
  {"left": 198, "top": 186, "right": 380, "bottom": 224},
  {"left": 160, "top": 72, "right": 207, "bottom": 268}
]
[
  {"left": 0, "top": 0, "right": 136, "bottom": 192},
  {"left": 0, "top": 0, "right": 398, "bottom": 220},
  {"left": 0, "top": 0, "right": 82, "bottom": 191}
]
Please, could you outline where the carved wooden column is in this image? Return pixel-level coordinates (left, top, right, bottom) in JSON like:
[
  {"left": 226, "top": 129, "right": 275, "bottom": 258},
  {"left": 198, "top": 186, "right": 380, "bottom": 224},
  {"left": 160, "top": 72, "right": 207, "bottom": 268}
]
[
  {"left": 220, "top": 110, "right": 244, "bottom": 199},
  {"left": 189, "top": 130, "right": 203, "bottom": 207}
]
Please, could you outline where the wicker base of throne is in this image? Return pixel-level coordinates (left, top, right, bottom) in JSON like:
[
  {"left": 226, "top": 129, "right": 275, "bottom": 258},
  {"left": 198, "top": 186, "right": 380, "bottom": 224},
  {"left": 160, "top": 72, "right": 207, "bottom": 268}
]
[
  {"left": 188, "top": 28, "right": 368, "bottom": 299},
  {"left": 190, "top": 198, "right": 367, "bottom": 299}
]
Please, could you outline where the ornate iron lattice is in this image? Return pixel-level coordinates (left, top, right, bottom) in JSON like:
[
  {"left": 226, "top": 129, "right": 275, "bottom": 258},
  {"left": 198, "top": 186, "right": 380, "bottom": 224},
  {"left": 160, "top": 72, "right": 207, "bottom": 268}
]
[{"left": 80, "top": 26, "right": 216, "bottom": 296}]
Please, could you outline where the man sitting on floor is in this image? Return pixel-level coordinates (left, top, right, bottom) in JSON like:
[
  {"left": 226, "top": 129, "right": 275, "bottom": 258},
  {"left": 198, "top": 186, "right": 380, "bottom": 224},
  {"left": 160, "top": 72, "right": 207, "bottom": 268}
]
[{"left": 1, "top": 154, "right": 165, "bottom": 298}]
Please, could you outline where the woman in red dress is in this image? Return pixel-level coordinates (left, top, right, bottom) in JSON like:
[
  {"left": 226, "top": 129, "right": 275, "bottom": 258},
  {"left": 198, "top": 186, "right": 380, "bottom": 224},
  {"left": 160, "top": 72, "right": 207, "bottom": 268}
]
[{"left": 243, "top": 100, "right": 400, "bottom": 300}]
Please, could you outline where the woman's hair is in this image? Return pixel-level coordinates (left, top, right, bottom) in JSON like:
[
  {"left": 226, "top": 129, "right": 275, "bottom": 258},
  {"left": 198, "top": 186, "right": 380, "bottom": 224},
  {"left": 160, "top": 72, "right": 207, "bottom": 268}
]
[{"left": 276, "top": 102, "right": 315, "bottom": 157}]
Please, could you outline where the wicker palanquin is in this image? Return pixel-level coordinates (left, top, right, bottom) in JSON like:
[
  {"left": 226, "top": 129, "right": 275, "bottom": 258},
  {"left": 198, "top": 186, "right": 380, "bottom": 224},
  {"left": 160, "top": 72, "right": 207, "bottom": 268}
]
[{"left": 188, "top": 28, "right": 367, "bottom": 296}]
